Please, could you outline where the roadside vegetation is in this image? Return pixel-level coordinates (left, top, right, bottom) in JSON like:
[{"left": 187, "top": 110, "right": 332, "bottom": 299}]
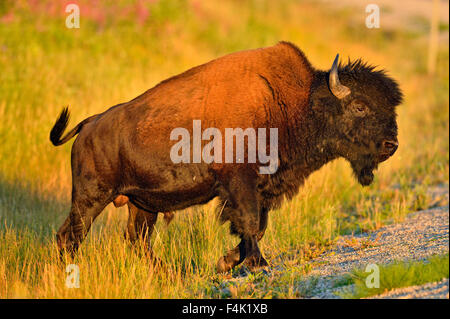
[
  {"left": 338, "top": 254, "right": 449, "bottom": 299},
  {"left": 0, "top": 0, "right": 448, "bottom": 298}
]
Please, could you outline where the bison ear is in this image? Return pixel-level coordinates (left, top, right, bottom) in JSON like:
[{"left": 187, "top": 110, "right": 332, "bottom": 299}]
[{"left": 329, "top": 54, "right": 351, "bottom": 99}]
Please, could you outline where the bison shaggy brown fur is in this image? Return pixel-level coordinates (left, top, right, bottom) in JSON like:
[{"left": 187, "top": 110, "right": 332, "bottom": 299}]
[{"left": 50, "top": 42, "right": 402, "bottom": 272}]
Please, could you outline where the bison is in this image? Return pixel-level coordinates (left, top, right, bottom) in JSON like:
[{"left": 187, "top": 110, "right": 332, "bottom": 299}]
[
  {"left": 112, "top": 195, "right": 174, "bottom": 248},
  {"left": 50, "top": 41, "right": 402, "bottom": 272}
]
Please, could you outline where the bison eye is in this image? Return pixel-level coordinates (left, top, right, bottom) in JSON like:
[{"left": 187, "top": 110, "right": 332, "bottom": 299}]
[{"left": 350, "top": 101, "right": 368, "bottom": 116}]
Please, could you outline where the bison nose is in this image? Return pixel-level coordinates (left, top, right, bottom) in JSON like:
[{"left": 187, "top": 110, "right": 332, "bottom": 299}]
[{"left": 382, "top": 140, "right": 398, "bottom": 156}]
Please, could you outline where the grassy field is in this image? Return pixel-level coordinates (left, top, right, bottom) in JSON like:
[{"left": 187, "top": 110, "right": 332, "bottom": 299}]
[{"left": 0, "top": 0, "right": 448, "bottom": 298}]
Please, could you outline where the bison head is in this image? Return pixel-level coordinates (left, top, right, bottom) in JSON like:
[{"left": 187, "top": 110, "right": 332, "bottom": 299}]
[{"left": 315, "top": 54, "right": 403, "bottom": 186}]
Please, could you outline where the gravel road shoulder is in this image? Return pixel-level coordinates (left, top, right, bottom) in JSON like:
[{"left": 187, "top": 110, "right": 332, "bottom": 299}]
[
  {"left": 305, "top": 185, "right": 449, "bottom": 299},
  {"left": 368, "top": 278, "right": 449, "bottom": 299}
]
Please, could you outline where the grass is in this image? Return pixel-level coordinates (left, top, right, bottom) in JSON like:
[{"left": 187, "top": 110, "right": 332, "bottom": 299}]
[
  {"left": 0, "top": 0, "right": 448, "bottom": 298},
  {"left": 338, "top": 254, "right": 449, "bottom": 299}
]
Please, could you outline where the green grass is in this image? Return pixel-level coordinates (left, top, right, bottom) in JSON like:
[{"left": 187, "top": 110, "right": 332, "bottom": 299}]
[
  {"left": 338, "top": 254, "right": 449, "bottom": 299},
  {"left": 0, "top": 0, "right": 448, "bottom": 298}
]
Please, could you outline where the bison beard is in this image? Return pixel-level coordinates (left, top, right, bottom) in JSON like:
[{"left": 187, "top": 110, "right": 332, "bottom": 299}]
[
  {"left": 50, "top": 41, "right": 402, "bottom": 272},
  {"left": 351, "top": 158, "right": 377, "bottom": 186}
]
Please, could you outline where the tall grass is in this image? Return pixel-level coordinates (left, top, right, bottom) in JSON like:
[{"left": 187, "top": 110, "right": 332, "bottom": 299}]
[{"left": 0, "top": 0, "right": 448, "bottom": 298}]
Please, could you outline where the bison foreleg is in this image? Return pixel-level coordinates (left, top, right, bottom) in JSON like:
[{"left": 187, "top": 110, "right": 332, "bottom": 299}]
[
  {"left": 216, "top": 171, "right": 268, "bottom": 273},
  {"left": 216, "top": 207, "right": 269, "bottom": 273}
]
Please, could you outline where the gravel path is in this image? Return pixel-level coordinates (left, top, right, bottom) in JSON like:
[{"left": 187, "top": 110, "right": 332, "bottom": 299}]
[
  {"left": 368, "top": 279, "right": 449, "bottom": 299},
  {"left": 305, "top": 185, "right": 449, "bottom": 299}
]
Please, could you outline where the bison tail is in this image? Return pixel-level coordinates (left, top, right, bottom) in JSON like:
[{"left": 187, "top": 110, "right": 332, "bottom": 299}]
[{"left": 50, "top": 107, "right": 97, "bottom": 146}]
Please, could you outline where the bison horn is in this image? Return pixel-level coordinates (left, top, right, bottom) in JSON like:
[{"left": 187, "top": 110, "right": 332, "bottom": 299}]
[{"left": 329, "top": 54, "right": 351, "bottom": 99}]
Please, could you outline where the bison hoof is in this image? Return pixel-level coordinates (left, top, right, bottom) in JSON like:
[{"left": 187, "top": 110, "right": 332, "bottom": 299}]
[
  {"left": 243, "top": 255, "right": 268, "bottom": 271},
  {"left": 216, "top": 256, "right": 235, "bottom": 273}
]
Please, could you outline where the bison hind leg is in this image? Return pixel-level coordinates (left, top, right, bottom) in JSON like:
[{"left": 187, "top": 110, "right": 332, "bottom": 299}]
[
  {"left": 124, "top": 202, "right": 164, "bottom": 263},
  {"left": 56, "top": 187, "right": 113, "bottom": 258}
]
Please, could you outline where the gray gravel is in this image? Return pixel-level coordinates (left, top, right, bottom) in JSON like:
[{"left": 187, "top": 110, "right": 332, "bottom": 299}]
[
  {"left": 305, "top": 185, "right": 449, "bottom": 299},
  {"left": 368, "top": 279, "right": 449, "bottom": 299}
]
